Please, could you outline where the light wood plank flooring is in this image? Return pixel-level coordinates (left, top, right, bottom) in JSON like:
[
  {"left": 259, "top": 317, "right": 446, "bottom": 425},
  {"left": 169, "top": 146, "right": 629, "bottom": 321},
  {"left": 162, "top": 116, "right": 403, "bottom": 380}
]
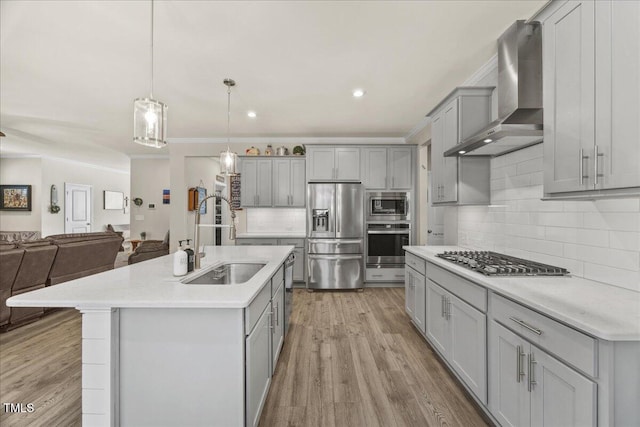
[
  {"left": 0, "top": 289, "right": 489, "bottom": 426},
  {"left": 259, "top": 288, "right": 490, "bottom": 426}
]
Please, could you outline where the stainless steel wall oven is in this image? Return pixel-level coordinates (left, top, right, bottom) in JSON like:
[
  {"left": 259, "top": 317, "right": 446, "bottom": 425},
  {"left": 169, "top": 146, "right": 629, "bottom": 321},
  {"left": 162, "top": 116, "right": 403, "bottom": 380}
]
[
  {"left": 366, "top": 192, "right": 409, "bottom": 221},
  {"left": 366, "top": 223, "right": 410, "bottom": 268}
]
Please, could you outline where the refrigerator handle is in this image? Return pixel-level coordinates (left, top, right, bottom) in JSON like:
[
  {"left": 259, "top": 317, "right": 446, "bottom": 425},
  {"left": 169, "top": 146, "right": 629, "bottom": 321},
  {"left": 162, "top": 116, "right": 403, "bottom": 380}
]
[
  {"left": 308, "top": 254, "right": 362, "bottom": 261},
  {"left": 336, "top": 193, "right": 341, "bottom": 233}
]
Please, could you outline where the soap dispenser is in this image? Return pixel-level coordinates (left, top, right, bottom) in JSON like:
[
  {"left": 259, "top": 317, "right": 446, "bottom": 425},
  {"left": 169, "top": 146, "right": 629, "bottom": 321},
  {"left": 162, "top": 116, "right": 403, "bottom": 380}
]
[
  {"left": 184, "top": 239, "right": 195, "bottom": 272},
  {"left": 173, "top": 241, "right": 188, "bottom": 277}
]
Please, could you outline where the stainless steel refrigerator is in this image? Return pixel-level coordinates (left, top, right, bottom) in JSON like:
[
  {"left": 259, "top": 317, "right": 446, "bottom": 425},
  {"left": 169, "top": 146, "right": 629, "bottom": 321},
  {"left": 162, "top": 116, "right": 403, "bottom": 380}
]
[{"left": 307, "top": 183, "right": 364, "bottom": 290}]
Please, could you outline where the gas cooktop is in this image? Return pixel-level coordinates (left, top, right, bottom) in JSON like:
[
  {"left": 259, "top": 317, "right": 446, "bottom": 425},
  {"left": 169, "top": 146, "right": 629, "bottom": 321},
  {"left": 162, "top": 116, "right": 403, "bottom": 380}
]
[{"left": 436, "top": 251, "right": 569, "bottom": 276}]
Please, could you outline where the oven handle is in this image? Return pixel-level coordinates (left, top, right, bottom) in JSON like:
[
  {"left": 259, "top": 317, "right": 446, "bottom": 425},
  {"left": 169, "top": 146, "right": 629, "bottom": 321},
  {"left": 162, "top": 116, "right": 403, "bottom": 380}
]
[{"left": 367, "top": 230, "right": 411, "bottom": 235}]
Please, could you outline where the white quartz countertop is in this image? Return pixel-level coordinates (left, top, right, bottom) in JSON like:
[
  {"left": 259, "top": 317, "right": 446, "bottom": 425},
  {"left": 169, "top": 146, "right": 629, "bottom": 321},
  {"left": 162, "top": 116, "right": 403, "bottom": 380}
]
[
  {"left": 236, "top": 232, "right": 306, "bottom": 239},
  {"left": 404, "top": 246, "right": 640, "bottom": 341},
  {"left": 7, "top": 246, "right": 294, "bottom": 309}
]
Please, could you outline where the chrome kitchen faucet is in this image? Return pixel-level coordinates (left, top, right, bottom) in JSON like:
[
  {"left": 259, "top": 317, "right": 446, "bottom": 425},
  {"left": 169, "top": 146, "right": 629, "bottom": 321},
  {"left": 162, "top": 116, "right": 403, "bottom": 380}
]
[{"left": 193, "top": 193, "right": 236, "bottom": 269}]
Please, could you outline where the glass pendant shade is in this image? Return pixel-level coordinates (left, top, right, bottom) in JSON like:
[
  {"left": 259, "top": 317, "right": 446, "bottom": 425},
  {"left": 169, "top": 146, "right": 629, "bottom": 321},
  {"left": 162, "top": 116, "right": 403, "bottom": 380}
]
[
  {"left": 134, "top": 97, "right": 167, "bottom": 148},
  {"left": 220, "top": 148, "right": 238, "bottom": 175}
]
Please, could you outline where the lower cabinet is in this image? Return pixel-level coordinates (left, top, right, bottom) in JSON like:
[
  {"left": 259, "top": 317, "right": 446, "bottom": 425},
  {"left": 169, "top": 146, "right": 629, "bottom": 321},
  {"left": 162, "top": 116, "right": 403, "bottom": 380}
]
[
  {"left": 425, "top": 278, "right": 487, "bottom": 404},
  {"left": 271, "top": 280, "right": 284, "bottom": 371},
  {"left": 405, "top": 265, "right": 425, "bottom": 333},
  {"left": 246, "top": 305, "right": 272, "bottom": 427},
  {"left": 489, "top": 321, "right": 596, "bottom": 427},
  {"left": 236, "top": 237, "right": 306, "bottom": 282}
]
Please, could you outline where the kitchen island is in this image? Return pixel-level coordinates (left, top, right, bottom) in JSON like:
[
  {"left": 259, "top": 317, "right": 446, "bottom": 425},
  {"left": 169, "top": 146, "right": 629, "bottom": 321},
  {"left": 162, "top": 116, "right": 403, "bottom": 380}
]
[{"left": 7, "top": 245, "right": 294, "bottom": 427}]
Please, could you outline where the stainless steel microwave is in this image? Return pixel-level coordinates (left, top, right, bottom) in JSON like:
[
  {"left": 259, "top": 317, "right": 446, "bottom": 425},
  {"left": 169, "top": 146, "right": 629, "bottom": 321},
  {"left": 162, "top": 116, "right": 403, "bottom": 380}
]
[{"left": 366, "top": 192, "right": 409, "bottom": 221}]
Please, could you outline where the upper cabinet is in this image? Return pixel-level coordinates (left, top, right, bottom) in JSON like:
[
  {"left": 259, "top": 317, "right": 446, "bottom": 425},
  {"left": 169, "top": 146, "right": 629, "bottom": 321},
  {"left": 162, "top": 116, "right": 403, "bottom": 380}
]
[
  {"left": 273, "top": 158, "right": 305, "bottom": 207},
  {"left": 361, "top": 146, "right": 413, "bottom": 190},
  {"left": 241, "top": 159, "right": 273, "bottom": 207},
  {"left": 543, "top": 0, "right": 640, "bottom": 197},
  {"left": 307, "top": 146, "right": 360, "bottom": 182},
  {"left": 239, "top": 157, "right": 305, "bottom": 208},
  {"left": 428, "top": 87, "right": 493, "bottom": 205}
]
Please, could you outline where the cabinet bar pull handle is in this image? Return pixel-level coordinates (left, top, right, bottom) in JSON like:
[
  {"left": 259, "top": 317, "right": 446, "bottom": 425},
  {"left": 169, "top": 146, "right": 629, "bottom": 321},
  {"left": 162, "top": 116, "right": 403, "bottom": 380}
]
[
  {"left": 509, "top": 316, "right": 542, "bottom": 335},
  {"left": 446, "top": 297, "right": 451, "bottom": 319},
  {"left": 268, "top": 312, "right": 274, "bottom": 330},
  {"left": 372, "top": 274, "right": 383, "bottom": 277},
  {"left": 527, "top": 353, "right": 537, "bottom": 392},
  {"left": 579, "top": 148, "right": 589, "bottom": 185},
  {"left": 441, "top": 295, "right": 445, "bottom": 317},
  {"left": 595, "top": 145, "right": 604, "bottom": 187},
  {"left": 274, "top": 303, "right": 279, "bottom": 326},
  {"left": 516, "top": 345, "right": 525, "bottom": 383}
]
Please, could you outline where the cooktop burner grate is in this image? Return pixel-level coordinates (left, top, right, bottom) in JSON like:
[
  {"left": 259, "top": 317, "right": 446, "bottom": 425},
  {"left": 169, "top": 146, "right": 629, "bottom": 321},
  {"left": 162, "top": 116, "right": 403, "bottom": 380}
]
[{"left": 436, "top": 251, "right": 569, "bottom": 276}]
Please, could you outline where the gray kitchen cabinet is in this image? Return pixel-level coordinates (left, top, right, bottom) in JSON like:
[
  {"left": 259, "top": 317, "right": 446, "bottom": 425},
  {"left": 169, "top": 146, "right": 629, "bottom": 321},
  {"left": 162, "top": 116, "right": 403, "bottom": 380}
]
[
  {"left": 489, "top": 321, "right": 596, "bottom": 427},
  {"left": 306, "top": 146, "right": 360, "bottom": 182},
  {"left": 362, "top": 146, "right": 413, "bottom": 190},
  {"left": 271, "top": 280, "right": 284, "bottom": 373},
  {"left": 405, "top": 265, "right": 426, "bottom": 334},
  {"left": 425, "top": 265, "right": 487, "bottom": 404},
  {"left": 543, "top": 0, "right": 640, "bottom": 196},
  {"left": 273, "top": 158, "right": 305, "bottom": 207},
  {"left": 245, "top": 304, "right": 272, "bottom": 427},
  {"left": 241, "top": 159, "right": 273, "bottom": 207},
  {"left": 428, "top": 87, "right": 492, "bottom": 205}
]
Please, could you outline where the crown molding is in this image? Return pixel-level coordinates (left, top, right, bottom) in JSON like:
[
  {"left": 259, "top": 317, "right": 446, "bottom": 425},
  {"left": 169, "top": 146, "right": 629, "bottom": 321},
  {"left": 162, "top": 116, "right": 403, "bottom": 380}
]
[{"left": 167, "top": 136, "right": 407, "bottom": 145}]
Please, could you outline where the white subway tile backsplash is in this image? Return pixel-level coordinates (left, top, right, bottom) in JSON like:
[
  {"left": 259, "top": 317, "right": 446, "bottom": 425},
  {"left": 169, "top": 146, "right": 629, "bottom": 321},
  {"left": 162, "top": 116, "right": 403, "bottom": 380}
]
[
  {"left": 563, "top": 244, "right": 640, "bottom": 271},
  {"left": 583, "top": 212, "right": 640, "bottom": 232},
  {"left": 456, "top": 144, "right": 640, "bottom": 291},
  {"left": 545, "top": 227, "right": 609, "bottom": 247},
  {"left": 246, "top": 208, "right": 306, "bottom": 233},
  {"left": 609, "top": 231, "right": 640, "bottom": 252}
]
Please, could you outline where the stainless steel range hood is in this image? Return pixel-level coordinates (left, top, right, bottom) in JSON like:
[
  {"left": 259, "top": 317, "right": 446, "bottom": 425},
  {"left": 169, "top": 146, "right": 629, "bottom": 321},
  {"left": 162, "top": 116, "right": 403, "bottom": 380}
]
[{"left": 445, "top": 20, "right": 543, "bottom": 157}]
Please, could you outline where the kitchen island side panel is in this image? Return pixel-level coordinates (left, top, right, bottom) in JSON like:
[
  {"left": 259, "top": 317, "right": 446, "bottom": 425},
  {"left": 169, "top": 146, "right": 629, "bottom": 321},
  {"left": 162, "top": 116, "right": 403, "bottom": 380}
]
[{"left": 118, "top": 308, "right": 245, "bottom": 426}]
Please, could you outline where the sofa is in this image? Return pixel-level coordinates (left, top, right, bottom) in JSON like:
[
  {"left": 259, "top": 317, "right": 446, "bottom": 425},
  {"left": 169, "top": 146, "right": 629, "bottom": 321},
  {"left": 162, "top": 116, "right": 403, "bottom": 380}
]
[
  {"left": 128, "top": 230, "right": 170, "bottom": 265},
  {"left": 0, "top": 231, "right": 123, "bottom": 331}
]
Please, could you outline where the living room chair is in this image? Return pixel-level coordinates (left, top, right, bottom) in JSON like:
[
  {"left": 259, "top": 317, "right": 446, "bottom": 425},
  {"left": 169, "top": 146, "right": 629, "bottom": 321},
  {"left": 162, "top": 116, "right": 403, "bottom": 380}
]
[{"left": 128, "top": 230, "right": 170, "bottom": 265}]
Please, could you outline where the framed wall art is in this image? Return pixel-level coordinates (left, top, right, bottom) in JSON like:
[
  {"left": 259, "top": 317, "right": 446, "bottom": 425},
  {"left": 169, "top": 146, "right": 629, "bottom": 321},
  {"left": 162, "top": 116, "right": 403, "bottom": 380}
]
[
  {"left": 104, "top": 190, "right": 124, "bottom": 210},
  {"left": 0, "top": 185, "right": 32, "bottom": 211}
]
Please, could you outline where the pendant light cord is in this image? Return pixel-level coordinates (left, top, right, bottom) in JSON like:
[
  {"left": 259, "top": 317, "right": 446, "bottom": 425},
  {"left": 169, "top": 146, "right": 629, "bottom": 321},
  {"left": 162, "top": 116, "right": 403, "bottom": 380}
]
[
  {"left": 227, "top": 83, "right": 231, "bottom": 145},
  {"left": 150, "top": 0, "right": 154, "bottom": 98}
]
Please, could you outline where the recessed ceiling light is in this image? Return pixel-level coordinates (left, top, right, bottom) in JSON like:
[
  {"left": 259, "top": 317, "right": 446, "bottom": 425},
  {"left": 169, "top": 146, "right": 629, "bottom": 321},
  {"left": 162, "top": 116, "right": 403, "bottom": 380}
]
[
  {"left": 483, "top": 138, "right": 492, "bottom": 143},
  {"left": 247, "top": 111, "right": 257, "bottom": 118},
  {"left": 352, "top": 89, "right": 365, "bottom": 98},
  {"left": 458, "top": 150, "right": 466, "bottom": 154}
]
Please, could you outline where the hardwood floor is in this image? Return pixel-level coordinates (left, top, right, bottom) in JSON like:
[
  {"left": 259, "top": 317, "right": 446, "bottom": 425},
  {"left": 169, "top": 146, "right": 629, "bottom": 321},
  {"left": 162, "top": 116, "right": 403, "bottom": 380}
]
[
  {"left": 0, "top": 289, "right": 489, "bottom": 426},
  {"left": 0, "top": 309, "right": 82, "bottom": 427},
  {"left": 259, "top": 288, "right": 490, "bottom": 427}
]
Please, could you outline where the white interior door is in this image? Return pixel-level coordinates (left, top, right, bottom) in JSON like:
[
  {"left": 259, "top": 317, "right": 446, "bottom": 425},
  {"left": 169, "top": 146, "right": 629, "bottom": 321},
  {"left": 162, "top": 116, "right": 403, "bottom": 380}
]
[{"left": 65, "top": 183, "right": 92, "bottom": 233}]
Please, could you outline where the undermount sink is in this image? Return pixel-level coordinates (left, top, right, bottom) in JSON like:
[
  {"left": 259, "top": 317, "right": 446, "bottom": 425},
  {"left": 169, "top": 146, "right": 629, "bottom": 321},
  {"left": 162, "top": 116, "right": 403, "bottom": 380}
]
[{"left": 183, "top": 262, "right": 266, "bottom": 285}]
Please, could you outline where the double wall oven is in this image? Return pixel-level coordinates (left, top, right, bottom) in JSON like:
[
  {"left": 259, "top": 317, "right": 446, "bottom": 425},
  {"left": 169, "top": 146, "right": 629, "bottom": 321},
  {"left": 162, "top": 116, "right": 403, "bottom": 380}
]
[{"left": 365, "top": 191, "right": 410, "bottom": 270}]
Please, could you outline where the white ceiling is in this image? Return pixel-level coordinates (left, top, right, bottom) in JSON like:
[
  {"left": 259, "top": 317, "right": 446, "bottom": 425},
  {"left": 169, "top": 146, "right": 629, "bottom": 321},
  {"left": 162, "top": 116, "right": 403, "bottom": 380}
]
[{"left": 0, "top": 0, "right": 546, "bottom": 170}]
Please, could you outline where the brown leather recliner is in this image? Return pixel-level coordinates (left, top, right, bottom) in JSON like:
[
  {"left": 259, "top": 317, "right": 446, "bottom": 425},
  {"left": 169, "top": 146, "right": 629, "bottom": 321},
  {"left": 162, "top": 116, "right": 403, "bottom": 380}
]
[
  {"left": 9, "top": 239, "right": 58, "bottom": 326},
  {"left": 0, "top": 242, "right": 23, "bottom": 328},
  {"left": 46, "top": 232, "right": 123, "bottom": 285},
  {"left": 128, "top": 230, "right": 170, "bottom": 265}
]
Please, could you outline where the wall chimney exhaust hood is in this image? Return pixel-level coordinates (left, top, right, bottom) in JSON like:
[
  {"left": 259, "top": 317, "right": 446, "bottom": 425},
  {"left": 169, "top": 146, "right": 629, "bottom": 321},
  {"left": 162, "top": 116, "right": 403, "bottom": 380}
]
[{"left": 445, "top": 20, "right": 543, "bottom": 157}]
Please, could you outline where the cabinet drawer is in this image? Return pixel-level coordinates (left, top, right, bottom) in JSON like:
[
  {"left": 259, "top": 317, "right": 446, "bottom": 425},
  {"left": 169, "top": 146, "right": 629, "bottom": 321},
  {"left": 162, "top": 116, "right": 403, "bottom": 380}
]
[
  {"left": 271, "top": 265, "right": 284, "bottom": 297},
  {"left": 405, "top": 252, "right": 426, "bottom": 276},
  {"left": 245, "top": 280, "right": 272, "bottom": 335},
  {"left": 366, "top": 268, "right": 406, "bottom": 282},
  {"left": 236, "top": 238, "right": 279, "bottom": 246},
  {"left": 428, "top": 262, "right": 487, "bottom": 312},
  {"left": 491, "top": 293, "right": 597, "bottom": 376},
  {"left": 278, "top": 238, "right": 304, "bottom": 248}
]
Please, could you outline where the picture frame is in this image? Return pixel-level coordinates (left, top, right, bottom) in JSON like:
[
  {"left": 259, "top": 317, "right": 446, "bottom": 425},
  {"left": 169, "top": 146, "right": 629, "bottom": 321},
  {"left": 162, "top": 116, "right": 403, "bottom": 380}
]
[
  {"left": 104, "top": 190, "right": 124, "bottom": 210},
  {"left": 0, "top": 185, "right": 32, "bottom": 211}
]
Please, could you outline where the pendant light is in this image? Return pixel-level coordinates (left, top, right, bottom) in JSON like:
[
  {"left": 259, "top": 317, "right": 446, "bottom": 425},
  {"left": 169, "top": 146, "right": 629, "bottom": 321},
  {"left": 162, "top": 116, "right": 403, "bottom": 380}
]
[
  {"left": 220, "top": 78, "right": 238, "bottom": 175},
  {"left": 133, "top": 0, "right": 167, "bottom": 148}
]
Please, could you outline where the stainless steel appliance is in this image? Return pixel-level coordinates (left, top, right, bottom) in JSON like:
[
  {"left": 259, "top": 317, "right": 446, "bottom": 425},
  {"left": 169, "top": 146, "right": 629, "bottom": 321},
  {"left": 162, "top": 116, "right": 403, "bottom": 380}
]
[
  {"left": 436, "top": 251, "right": 569, "bottom": 276},
  {"left": 366, "top": 191, "right": 409, "bottom": 221},
  {"left": 307, "top": 182, "right": 364, "bottom": 289},
  {"left": 444, "top": 20, "right": 543, "bottom": 157},
  {"left": 366, "top": 223, "right": 410, "bottom": 268},
  {"left": 284, "top": 252, "right": 294, "bottom": 335}
]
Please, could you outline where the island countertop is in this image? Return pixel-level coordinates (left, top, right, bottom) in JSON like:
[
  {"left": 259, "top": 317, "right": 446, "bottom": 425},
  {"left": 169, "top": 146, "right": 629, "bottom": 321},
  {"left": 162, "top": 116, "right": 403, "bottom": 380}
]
[
  {"left": 7, "top": 245, "right": 294, "bottom": 309},
  {"left": 404, "top": 245, "right": 640, "bottom": 341}
]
